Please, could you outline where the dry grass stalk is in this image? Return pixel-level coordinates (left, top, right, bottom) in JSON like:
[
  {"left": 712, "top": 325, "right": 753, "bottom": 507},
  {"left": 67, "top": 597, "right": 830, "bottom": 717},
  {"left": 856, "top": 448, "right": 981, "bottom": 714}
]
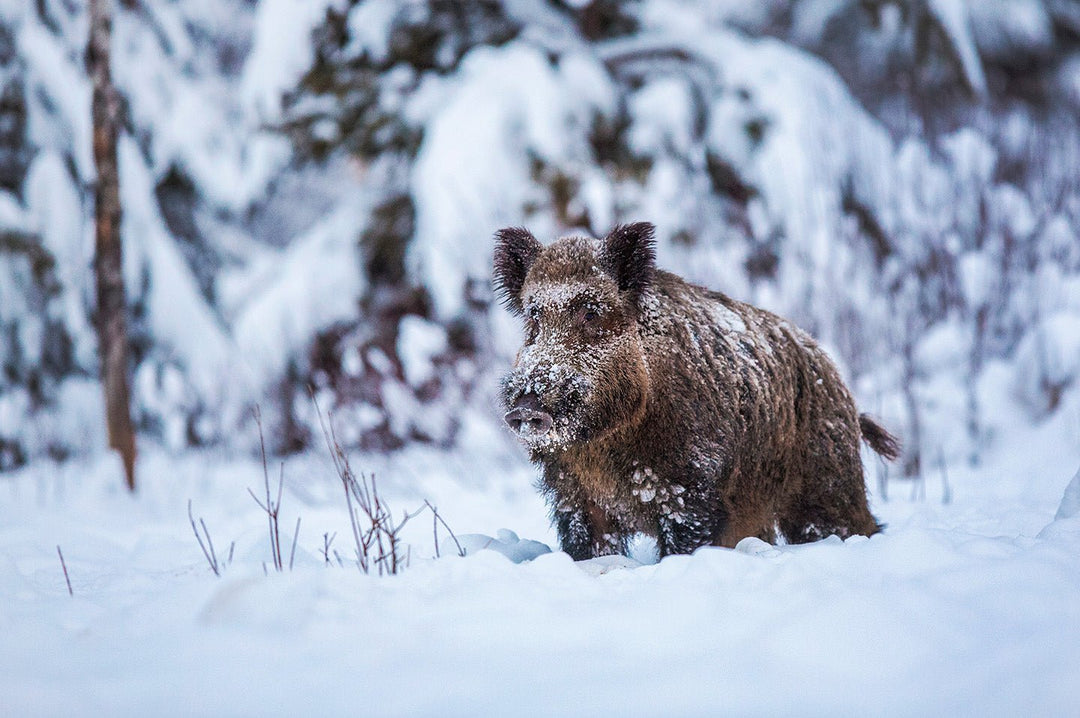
[
  {"left": 251, "top": 407, "right": 286, "bottom": 572},
  {"left": 188, "top": 500, "right": 222, "bottom": 577},
  {"left": 56, "top": 545, "right": 73, "bottom": 596},
  {"left": 311, "top": 392, "right": 459, "bottom": 575}
]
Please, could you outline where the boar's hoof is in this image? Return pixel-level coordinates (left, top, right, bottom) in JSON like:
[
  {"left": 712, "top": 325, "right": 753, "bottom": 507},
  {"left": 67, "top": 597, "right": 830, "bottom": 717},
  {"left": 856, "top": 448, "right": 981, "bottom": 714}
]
[{"left": 504, "top": 394, "right": 554, "bottom": 437}]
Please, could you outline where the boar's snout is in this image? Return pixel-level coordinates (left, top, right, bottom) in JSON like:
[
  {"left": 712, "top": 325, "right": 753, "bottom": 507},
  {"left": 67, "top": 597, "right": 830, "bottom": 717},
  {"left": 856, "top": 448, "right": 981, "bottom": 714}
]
[{"left": 504, "top": 393, "right": 554, "bottom": 438}]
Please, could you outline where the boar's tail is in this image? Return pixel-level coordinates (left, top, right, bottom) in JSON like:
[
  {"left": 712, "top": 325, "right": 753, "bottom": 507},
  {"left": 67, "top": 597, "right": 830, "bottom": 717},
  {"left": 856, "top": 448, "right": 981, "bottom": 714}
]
[{"left": 859, "top": 414, "right": 901, "bottom": 461}]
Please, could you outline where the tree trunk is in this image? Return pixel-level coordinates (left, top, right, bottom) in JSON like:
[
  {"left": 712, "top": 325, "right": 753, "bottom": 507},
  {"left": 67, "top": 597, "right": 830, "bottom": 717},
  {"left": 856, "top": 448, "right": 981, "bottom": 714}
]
[{"left": 89, "top": 0, "right": 137, "bottom": 490}]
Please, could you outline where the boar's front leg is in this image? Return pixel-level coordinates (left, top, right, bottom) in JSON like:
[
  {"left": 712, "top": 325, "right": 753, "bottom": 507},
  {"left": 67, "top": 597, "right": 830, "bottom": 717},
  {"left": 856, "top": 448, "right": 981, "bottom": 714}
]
[
  {"left": 554, "top": 506, "right": 593, "bottom": 560},
  {"left": 656, "top": 503, "right": 726, "bottom": 557},
  {"left": 554, "top": 500, "right": 629, "bottom": 560},
  {"left": 543, "top": 467, "right": 629, "bottom": 559}
]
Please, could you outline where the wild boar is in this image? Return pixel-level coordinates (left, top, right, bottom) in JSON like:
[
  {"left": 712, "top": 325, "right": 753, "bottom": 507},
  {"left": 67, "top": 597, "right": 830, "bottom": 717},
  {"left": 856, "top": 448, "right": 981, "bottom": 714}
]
[{"left": 493, "top": 222, "right": 900, "bottom": 560}]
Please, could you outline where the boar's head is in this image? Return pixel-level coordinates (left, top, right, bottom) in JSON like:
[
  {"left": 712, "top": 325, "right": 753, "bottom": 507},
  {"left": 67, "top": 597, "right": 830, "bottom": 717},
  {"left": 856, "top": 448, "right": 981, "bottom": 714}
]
[{"left": 493, "top": 222, "right": 656, "bottom": 456}]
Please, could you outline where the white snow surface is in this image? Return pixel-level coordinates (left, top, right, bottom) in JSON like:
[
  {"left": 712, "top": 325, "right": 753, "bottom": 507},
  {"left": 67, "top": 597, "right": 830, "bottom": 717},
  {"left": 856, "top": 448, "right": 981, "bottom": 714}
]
[
  {"left": 1054, "top": 468, "right": 1080, "bottom": 521},
  {"left": 3, "top": 393, "right": 1079, "bottom": 717},
  {"left": 4, "top": 3, "right": 1080, "bottom": 711}
]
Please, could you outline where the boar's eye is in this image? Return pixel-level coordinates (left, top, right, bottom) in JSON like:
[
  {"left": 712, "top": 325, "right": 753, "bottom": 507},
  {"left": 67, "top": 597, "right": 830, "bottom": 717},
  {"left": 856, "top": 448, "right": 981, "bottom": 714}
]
[
  {"left": 577, "top": 305, "right": 605, "bottom": 338},
  {"left": 524, "top": 308, "right": 540, "bottom": 341}
]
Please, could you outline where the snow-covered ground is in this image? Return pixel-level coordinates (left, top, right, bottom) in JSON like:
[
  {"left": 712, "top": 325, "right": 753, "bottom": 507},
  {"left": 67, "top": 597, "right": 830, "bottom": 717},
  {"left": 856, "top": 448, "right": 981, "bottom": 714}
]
[
  {"left": 4, "top": 1, "right": 1080, "bottom": 714},
  {"left": 3, "top": 398, "right": 1078, "bottom": 717}
]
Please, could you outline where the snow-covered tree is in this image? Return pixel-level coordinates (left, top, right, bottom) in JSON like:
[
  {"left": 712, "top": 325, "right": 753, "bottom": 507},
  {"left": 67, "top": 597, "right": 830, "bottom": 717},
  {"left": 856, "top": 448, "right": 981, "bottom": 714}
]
[{"left": 1, "top": 0, "right": 1079, "bottom": 483}]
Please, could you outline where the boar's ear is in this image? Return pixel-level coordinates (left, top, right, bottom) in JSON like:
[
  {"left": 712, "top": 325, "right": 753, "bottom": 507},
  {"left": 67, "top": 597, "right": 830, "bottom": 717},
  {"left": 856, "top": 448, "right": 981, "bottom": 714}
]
[
  {"left": 601, "top": 222, "right": 656, "bottom": 301},
  {"left": 493, "top": 227, "right": 542, "bottom": 314}
]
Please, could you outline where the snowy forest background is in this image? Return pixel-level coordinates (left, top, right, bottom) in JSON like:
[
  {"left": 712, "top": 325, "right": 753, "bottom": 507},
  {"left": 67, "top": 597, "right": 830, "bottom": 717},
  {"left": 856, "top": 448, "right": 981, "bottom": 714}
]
[
  {"left": 3, "top": 0, "right": 1080, "bottom": 481},
  {"left": 4, "top": 1, "right": 1080, "bottom": 715}
]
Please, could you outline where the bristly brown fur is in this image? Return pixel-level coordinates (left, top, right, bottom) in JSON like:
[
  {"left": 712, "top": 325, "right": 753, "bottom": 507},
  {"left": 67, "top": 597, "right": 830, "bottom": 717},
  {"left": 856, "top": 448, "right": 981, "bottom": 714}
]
[
  {"left": 859, "top": 414, "right": 902, "bottom": 461},
  {"left": 495, "top": 221, "right": 901, "bottom": 560}
]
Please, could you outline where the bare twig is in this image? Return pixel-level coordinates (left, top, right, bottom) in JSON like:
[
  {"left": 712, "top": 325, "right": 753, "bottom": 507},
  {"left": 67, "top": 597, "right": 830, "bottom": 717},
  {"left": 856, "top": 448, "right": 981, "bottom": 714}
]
[
  {"left": 56, "top": 545, "right": 73, "bottom": 596},
  {"left": 432, "top": 506, "right": 439, "bottom": 558},
  {"left": 188, "top": 500, "right": 220, "bottom": 577},
  {"left": 289, "top": 516, "right": 301, "bottom": 571},
  {"left": 251, "top": 407, "right": 286, "bottom": 571},
  {"left": 937, "top": 446, "right": 953, "bottom": 505},
  {"left": 200, "top": 518, "right": 219, "bottom": 571},
  {"left": 426, "top": 500, "right": 465, "bottom": 558},
  {"left": 246, "top": 487, "right": 267, "bottom": 512},
  {"left": 320, "top": 532, "right": 337, "bottom": 566},
  {"left": 313, "top": 391, "right": 369, "bottom": 572},
  {"left": 309, "top": 391, "right": 462, "bottom": 574},
  {"left": 274, "top": 462, "right": 285, "bottom": 564}
]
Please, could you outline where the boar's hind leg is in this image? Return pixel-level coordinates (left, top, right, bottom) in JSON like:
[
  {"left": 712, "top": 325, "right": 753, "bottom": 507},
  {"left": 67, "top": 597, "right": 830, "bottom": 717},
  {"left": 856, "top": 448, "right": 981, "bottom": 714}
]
[
  {"left": 778, "top": 453, "right": 881, "bottom": 543},
  {"left": 555, "top": 499, "right": 628, "bottom": 560}
]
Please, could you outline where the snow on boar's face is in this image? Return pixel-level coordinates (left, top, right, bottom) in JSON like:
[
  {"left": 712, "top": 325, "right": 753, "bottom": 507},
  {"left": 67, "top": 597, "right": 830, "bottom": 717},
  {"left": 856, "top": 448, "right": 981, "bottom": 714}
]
[{"left": 493, "top": 223, "right": 655, "bottom": 456}]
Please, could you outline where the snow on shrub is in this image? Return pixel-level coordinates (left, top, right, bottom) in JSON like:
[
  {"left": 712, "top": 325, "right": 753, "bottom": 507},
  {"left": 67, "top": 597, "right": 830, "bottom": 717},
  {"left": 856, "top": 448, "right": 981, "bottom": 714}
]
[
  {"left": 1014, "top": 312, "right": 1080, "bottom": 417},
  {"left": 410, "top": 41, "right": 616, "bottom": 319}
]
